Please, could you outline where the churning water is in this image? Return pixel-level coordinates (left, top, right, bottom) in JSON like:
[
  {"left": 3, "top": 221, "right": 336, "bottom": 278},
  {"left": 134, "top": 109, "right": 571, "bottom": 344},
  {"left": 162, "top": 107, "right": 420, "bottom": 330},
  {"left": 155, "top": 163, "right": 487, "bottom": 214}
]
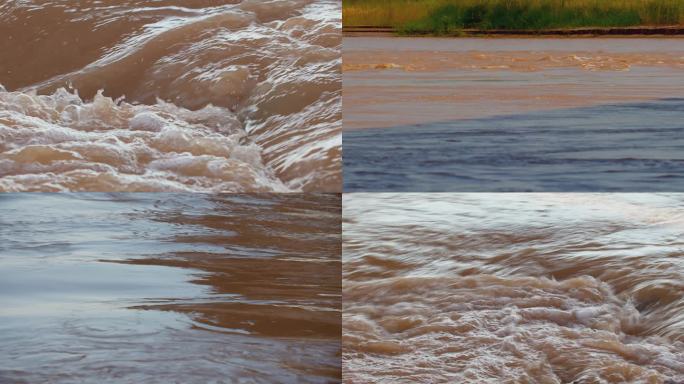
[
  {"left": 343, "top": 193, "right": 684, "bottom": 383},
  {"left": 0, "top": 1, "right": 341, "bottom": 192}
]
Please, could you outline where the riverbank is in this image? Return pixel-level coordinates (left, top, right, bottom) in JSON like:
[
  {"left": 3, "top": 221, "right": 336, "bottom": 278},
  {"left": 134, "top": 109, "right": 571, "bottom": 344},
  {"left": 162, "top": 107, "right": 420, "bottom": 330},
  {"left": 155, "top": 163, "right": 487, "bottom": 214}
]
[
  {"left": 343, "top": 25, "right": 684, "bottom": 37},
  {"left": 344, "top": 0, "right": 684, "bottom": 35}
]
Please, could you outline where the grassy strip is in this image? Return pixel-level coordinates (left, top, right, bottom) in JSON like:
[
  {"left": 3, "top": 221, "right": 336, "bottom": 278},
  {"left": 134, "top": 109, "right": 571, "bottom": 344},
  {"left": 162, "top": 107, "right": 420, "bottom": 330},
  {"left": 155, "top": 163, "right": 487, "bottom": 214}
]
[{"left": 343, "top": 0, "right": 684, "bottom": 34}]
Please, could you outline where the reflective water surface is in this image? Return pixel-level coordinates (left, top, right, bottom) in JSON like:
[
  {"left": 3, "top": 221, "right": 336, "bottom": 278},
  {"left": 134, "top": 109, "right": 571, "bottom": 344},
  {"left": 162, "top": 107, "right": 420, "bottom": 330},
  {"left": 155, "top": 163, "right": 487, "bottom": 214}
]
[
  {"left": 0, "top": 193, "right": 341, "bottom": 383},
  {"left": 343, "top": 37, "right": 684, "bottom": 192},
  {"left": 0, "top": 1, "right": 341, "bottom": 192},
  {"left": 343, "top": 193, "right": 684, "bottom": 383},
  {"left": 344, "top": 99, "right": 684, "bottom": 192}
]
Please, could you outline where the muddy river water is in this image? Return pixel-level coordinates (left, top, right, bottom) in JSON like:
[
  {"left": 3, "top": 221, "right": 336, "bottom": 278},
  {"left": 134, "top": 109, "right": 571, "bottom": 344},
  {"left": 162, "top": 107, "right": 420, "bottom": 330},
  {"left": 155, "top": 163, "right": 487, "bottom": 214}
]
[
  {"left": 344, "top": 37, "right": 684, "bottom": 130},
  {"left": 0, "top": 1, "right": 341, "bottom": 192},
  {"left": 0, "top": 193, "right": 341, "bottom": 383},
  {"left": 343, "top": 37, "right": 684, "bottom": 192},
  {"left": 343, "top": 193, "right": 684, "bottom": 383}
]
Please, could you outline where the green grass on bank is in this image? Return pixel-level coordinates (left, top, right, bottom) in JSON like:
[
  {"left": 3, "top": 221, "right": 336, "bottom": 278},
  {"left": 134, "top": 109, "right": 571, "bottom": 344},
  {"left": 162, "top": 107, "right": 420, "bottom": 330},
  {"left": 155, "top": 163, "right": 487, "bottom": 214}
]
[{"left": 343, "top": 0, "right": 684, "bottom": 34}]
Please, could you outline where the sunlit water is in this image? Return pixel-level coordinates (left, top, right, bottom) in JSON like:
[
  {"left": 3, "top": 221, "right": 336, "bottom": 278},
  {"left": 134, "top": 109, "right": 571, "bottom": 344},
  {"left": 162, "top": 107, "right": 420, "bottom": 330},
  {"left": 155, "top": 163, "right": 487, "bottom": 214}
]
[
  {"left": 0, "top": 1, "right": 341, "bottom": 192},
  {"left": 0, "top": 193, "right": 341, "bottom": 383},
  {"left": 343, "top": 193, "right": 684, "bottom": 383}
]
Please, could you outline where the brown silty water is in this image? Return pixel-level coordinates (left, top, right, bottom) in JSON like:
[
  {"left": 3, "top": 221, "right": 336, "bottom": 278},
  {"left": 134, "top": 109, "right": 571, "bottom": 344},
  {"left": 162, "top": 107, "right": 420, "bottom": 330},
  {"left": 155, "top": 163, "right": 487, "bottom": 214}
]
[
  {"left": 343, "top": 37, "right": 684, "bottom": 130},
  {"left": 0, "top": 193, "right": 341, "bottom": 383},
  {"left": 343, "top": 193, "right": 684, "bottom": 383},
  {"left": 0, "top": 0, "right": 341, "bottom": 192}
]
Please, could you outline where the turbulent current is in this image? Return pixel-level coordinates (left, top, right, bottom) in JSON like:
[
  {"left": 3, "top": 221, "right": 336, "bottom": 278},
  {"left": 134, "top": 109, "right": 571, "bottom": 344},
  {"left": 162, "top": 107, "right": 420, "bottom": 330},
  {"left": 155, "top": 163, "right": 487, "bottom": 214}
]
[
  {"left": 343, "top": 194, "right": 684, "bottom": 383},
  {"left": 0, "top": 0, "right": 341, "bottom": 192}
]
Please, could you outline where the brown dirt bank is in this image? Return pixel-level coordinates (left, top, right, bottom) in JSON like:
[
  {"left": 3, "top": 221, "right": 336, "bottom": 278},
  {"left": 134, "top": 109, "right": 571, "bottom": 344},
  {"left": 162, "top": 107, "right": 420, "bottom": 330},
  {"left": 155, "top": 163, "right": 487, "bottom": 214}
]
[{"left": 343, "top": 25, "right": 684, "bottom": 37}]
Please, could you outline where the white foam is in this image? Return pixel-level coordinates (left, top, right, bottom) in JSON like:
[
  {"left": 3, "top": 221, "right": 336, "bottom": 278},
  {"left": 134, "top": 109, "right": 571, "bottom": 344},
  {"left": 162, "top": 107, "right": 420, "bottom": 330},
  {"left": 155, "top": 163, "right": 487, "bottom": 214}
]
[{"left": 0, "top": 88, "right": 288, "bottom": 192}]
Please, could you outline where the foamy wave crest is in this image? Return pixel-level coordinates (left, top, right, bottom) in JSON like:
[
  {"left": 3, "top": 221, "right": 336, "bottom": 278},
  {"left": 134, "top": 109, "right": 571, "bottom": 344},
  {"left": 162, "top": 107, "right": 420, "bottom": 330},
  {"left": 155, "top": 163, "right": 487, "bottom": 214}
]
[
  {"left": 0, "top": 88, "right": 288, "bottom": 192},
  {"left": 344, "top": 274, "right": 684, "bottom": 383},
  {"left": 343, "top": 194, "right": 684, "bottom": 383}
]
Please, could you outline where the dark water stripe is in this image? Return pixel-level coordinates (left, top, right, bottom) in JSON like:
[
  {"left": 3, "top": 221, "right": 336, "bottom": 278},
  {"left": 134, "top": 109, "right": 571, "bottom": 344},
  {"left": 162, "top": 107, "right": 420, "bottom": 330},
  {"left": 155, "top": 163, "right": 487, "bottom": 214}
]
[{"left": 344, "top": 99, "right": 684, "bottom": 192}]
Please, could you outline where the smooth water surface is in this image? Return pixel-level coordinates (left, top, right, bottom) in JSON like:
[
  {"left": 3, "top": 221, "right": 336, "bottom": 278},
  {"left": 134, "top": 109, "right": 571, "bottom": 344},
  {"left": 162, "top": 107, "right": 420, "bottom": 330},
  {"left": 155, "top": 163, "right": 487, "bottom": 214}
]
[
  {"left": 344, "top": 99, "right": 684, "bottom": 191},
  {"left": 343, "top": 37, "right": 684, "bottom": 192},
  {"left": 0, "top": 193, "right": 341, "bottom": 384}
]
